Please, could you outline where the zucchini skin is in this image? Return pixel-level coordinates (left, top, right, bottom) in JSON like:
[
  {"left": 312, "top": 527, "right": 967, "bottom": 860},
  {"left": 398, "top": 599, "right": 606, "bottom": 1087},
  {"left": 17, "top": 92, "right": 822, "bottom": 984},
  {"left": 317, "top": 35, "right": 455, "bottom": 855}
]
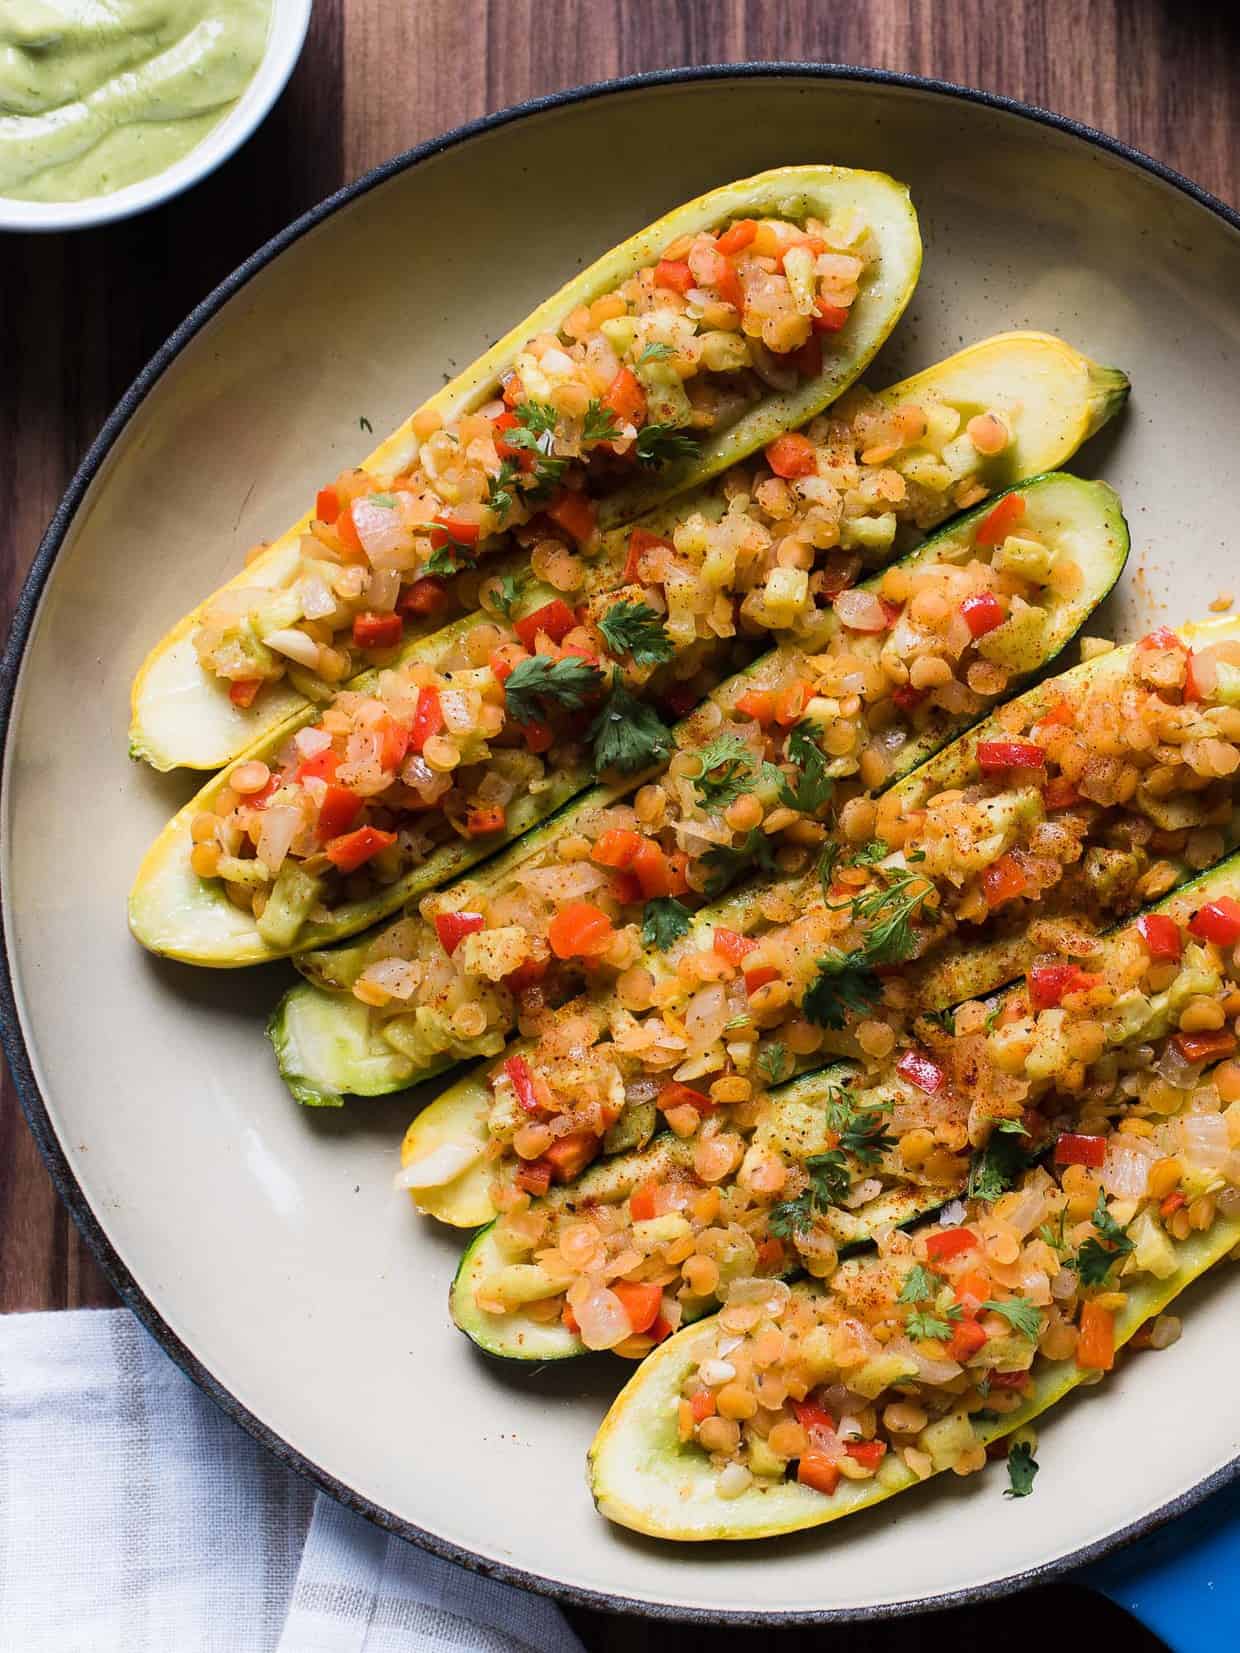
[
  {"left": 448, "top": 851, "right": 1240, "bottom": 1363},
  {"left": 129, "top": 166, "right": 923, "bottom": 773},
  {"left": 274, "top": 471, "right": 1129, "bottom": 1099}
]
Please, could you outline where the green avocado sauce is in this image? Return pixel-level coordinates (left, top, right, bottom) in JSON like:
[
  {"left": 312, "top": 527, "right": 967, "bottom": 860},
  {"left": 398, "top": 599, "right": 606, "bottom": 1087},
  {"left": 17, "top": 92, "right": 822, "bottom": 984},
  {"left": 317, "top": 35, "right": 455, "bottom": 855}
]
[{"left": 0, "top": 0, "right": 272, "bottom": 203}]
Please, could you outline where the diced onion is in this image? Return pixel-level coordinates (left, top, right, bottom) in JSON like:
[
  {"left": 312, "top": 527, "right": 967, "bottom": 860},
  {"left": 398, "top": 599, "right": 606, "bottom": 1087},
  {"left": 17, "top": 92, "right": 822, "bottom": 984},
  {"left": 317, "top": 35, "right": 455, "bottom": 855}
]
[
  {"left": 1178, "top": 1112, "right": 1229, "bottom": 1171},
  {"left": 294, "top": 725, "right": 333, "bottom": 758},
  {"left": 256, "top": 806, "right": 300, "bottom": 874},
  {"left": 834, "top": 589, "right": 888, "bottom": 632},
  {"left": 264, "top": 628, "right": 321, "bottom": 669},
  {"left": 1101, "top": 1138, "right": 1156, "bottom": 1199}
]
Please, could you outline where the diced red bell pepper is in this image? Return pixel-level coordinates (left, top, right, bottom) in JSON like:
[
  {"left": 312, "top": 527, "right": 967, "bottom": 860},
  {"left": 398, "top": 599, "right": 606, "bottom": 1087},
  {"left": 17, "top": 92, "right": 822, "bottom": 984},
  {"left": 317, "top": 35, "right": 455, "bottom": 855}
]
[
  {"left": 811, "top": 296, "right": 851, "bottom": 333},
  {"left": 324, "top": 825, "right": 397, "bottom": 874},
  {"left": 399, "top": 575, "right": 448, "bottom": 616},
  {"left": 401, "top": 689, "right": 441, "bottom": 757},
  {"left": 503, "top": 1054, "right": 540, "bottom": 1113},
  {"left": 1028, "top": 962, "right": 1101, "bottom": 1008},
  {"left": 974, "top": 492, "right": 1026, "bottom": 548},
  {"left": 946, "top": 1319, "right": 989, "bottom": 1363},
  {"left": 1183, "top": 650, "right": 1207, "bottom": 703},
  {"left": 774, "top": 680, "right": 810, "bottom": 726},
  {"left": 976, "top": 740, "right": 1046, "bottom": 773},
  {"left": 502, "top": 374, "right": 524, "bottom": 408},
  {"left": 544, "top": 1129, "right": 600, "bottom": 1182},
  {"left": 612, "top": 1281, "right": 663, "bottom": 1334},
  {"left": 845, "top": 1439, "right": 887, "bottom": 1470},
  {"left": 1174, "top": 1029, "right": 1238, "bottom": 1064},
  {"left": 464, "top": 804, "right": 506, "bottom": 836},
  {"left": 317, "top": 784, "right": 363, "bottom": 841},
  {"left": 797, "top": 1452, "right": 841, "bottom": 1497},
  {"left": 1077, "top": 1300, "right": 1115, "bottom": 1371},
  {"left": 373, "top": 715, "right": 410, "bottom": 772},
  {"left": 515, "top": 717, "right": 554, "bottom": 754},
  {"left": 713, "top": 256, "right": 743, "bottom": 312},
  {"left": 591, "top": 828, "right": 643, "bottom": 870},
  {"left": 546, "top": 489, "right": 596, "bottom": 546},
  {"left": 1136, "top": 912, "right": 1183, "bottom": 961},
  {"left": 952, "top": 1269, "right": 993, "bottom": 1317},
  {"left": 764, "top": 432, "right": 817, "bottom": 480},
  {"left": 515, "top": 598, "right": 577, "bottom": 651},
  {"left": 689, "top": 1389, "right": 716, "bottom": 1422},
  {"left": 1043, "top": 775, "right": 1080, "bottom": 810},
  {"left": 744, "top": 965, "right": 781, "bottom": 995},
  {"left": 229, "top": 677, "right": 263, "bottom": 709},
  {"left": 960, "top": 590, "right": 1005, "bottom": 638},
  {"left": 1137, "top": 626, "right": 1183, "bottom": 652},
  {"left": 790, "top": 333, "right": 823, "bottom": 381},
  {"left": 990, "top": 1370, "right": 1032, "bottom": 1391},
  {"left": 1054, "top": 1132, "right": 1107, "bottom": 1168},
  {"left": 315, "top": 485, "right": 341, "bottom": 524},
  {"left": 434, "top": 911, "right": 485, "bottom": 955},
  {"left": 892, "top": 684, "right": 928, "bottom": 713},
  {"left": 982, "top": 853, "right": 1029, "bottom": 908},
  {"left": 715, "top": 219, "right": 757, "bottom": 256},
  {"left": 295, "top": 746, "right": 340, "bottom": 784},
  {"left": 622, "top": 526, "right": 672, "bottom": 585},
  {"left": 430, "top": 513, "right": 480, "bottom": 550},
  {"left": 647, "top": 1315, "right": 674, "bottom": 1345},
  {"left": 895, "top": 1048, "right": 946, "bottom": 1094},
  {"left": 352, "top": 611, "right": 404, "bottom": 650},
  {"left": 630, "top": 839, "right": 676, "bottom": 899},
  {"left": 629, "top": 1181, "right": 659, "bottom": 1222},
  {"left": 925, "top": 1226, "right": 977, "bottom": 1262},
  {"left": 248, "top": 775, "right": 281, "bottom": 809},
  {"left": 336, "top": 501, "right": 364, "bottom": 556},
  {"left": 515, "top": 1159, "right": 552, "bottom": 1197},
  {"left": 502, "top": 956, "right": 548, "bottom": 996},
  {"left": 602, "top": 366, "right": 647, "bottom": 428},
  {"left": 756, "top": 1235, "right": 787, "bottom": 1274},
  {"left": 713, "top": 927, "right": 757, "bottom": 967},
  {"left": 654, "top": 258, "right": 694, "bottom": 294},
  {"left": 609, "top": 870, "right": 643, "bottom": 906},
  {"left": 735, "top": 689, "right": 776, "bottom": 724},
  {"left": 792, "top": 1399, "right": 837, "bottom": 1437},
  {"left": 547, "top": 902, "right": 615, "bottom": 959},
  {"left": 659, "top": 1080, "right": 714, "bottom": 1115},
  {"left": 1189, "top": 896, "right": 1240, "bottom": 947}
]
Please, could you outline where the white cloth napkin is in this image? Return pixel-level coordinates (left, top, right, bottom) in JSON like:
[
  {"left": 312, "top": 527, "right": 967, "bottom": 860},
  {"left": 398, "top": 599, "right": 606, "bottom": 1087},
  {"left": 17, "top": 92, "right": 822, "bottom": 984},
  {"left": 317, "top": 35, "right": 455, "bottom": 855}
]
[{"left": 0, "top": 1308, "right": 586, "bottom": 1653}]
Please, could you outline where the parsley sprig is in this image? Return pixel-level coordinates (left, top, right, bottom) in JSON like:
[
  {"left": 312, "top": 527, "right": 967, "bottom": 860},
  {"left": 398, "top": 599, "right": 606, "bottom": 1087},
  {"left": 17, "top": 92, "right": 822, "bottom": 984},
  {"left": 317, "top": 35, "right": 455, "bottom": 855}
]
[
  {"left": 758, "top": 1042, "right": 791, "bottom": 1085},
  {"left": 503, "top": 655, "right": 602, "bottom": 723},
  {"left": 702, "top": 828, "right": 776, "bottom": 897},
  {"left": 906, "top": 1304, "right": 963, "bottom": 1342},
  {"left": 1075, "top": 1193, "right": 1135, "bottom": 1287},
  {"left": 597, "top": 601, "right": 673, "bottom": 668},
  {"left": 802, "top": 951, "right": 882, "bottom": 1029},
  {"left": 641, "top": 897, "right": 692, "bottom": 952},
  {"left": 636, "top": 422, "right": 700, "bottom": 468},
  {"left": 488, "top": 569, "right": 528, "bottom": 621},
  {"left": 589, "top": 673, "right": 672, "bottom": 775},
  {"left": 968, "top": 1128, "right": 1037, "bottom": 1203},
  {"left": 500, "top": 400, "right": 567, "bottom": 493},
  {"left": 898, "top": 1264, "right": 939, "bottom": 1304},
  {"left": 776, "top": 721, "right": 833, "bottom": 815},
  {"left": 582, "top": 400, "right": 622, "bottom": 445},
  {"left": 981, "top": 1297, "right": 1043, "bottom": 1341},
  {"left": 420, "top": 524, "right": 479, "bottom": 578},
  {"left": 768, "top": 1151, "right": 851, "bottom": 1238},
  {"left": 693, "top": 732, "right": 757, "bottom": 811}
]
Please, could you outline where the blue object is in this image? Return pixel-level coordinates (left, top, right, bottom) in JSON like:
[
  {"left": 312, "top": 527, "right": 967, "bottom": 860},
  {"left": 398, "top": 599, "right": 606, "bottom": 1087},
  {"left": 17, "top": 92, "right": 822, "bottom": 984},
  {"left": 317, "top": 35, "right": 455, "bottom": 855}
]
[{"left": 1082, "top": 1477, "right": 1240, "bottom": 1652}]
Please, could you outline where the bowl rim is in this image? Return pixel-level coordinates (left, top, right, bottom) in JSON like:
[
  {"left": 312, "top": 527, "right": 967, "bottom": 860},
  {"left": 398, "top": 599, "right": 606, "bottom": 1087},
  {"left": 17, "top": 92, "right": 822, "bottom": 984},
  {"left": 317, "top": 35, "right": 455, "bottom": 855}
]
[
  {"left": 3, "top": 61, "right": 1240, "bottom": 1624},
  {"left": 0, "top": 0, "right": 313, "bottom": 233}
]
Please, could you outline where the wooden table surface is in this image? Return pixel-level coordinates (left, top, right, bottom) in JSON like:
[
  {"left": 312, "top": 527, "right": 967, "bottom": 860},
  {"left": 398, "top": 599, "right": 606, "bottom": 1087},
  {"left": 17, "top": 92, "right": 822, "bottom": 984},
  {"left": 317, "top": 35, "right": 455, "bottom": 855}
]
[{"left": 2, "top": 2, "right": 1236, "bottom": 1645}]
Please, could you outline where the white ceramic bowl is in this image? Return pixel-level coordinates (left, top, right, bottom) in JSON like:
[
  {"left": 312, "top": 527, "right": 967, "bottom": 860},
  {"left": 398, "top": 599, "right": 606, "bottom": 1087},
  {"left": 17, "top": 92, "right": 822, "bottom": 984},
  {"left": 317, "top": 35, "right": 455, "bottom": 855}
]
[
  {"left": 4, "top": 66, "right": 1240, "bottom": 1626},
  {"left": 0, "top": 0, "right": 312, "bottom": 234}
]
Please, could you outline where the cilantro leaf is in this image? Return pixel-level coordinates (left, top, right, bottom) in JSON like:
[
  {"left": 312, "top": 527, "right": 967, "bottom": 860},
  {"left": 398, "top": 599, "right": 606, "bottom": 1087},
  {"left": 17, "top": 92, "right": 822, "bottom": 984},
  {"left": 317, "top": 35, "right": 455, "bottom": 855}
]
[
  {"left": 839, "top": 864, "right": 932, "bottom": 965},
  {"left": 1005, "top": 1440, "right": 1039, "bottom": 1498},
  {"left": 638, "top": 342, "right": 674, "bottom": 364},
  {"left": 849, "top": 839, "right": 891, "bottom": 867},
  {"left": 693, "top": 732, "right": 756, "bottom": 810},
  {"left": 486, "top": 458, "right": 520, "bottom": 519},
  {"left": 590, "top": 677, "right": 672, "bottom": 775},
  {"left": 898, "top": 1264, "right": 938, "bottom": 1304},
  {"left": 840, "top": 1103, "right": 897, "bottom": 1166},
  {"left": 582, "top": 399, "right": 622, "bottom": 445},
  {"left": 802, "top": 951, "right": 882, "bottom": 1029},
  {"left": 817, "top": 840, "right": 841, "bottom": 895},
  {"left": 1075, "top": 1192, "right": 1135, "bottom": 1287},
  {"left": 702, "top": 828, "right": 776, "bottom": 897},
  {"left": 820, "top": 1080, "right": 858, "bottom": 1133},
  {"left": 996, "top": 1118, "right": 1030, "bottom": 1136},
  {"left": 1037, "top": 1210, "right": 1071, "bottom": 1256},
  {"left": 503, "top": 654, "right": 603, "bottom": 723},
  {"left": 776, "top": 720, "right": 833, "bottom": 815},
  {"left": 758, "top": 1042, "right": 790, "bottom": 1085},
  {"left": 636, "top": 422, "right": 700, "bottom": 468},
  {"left": 641, "top": 897, "right": 692, "bottom": 952},
  {"left": 982, "top": 1297, "right": 1043, "bottom": 1341},
  {"left": 488, "top": 569, "right": 528, "bottom": 621},
  {"left": 768, "top": 1150, "right": 851, "bottom": 1236},
  {"left": 968, "top": 1128, "right": 1035, "bottom": 1203},
  {"left": 509, "top": 399, "right": 559, "bottom": 437},
  {"left": 906, "top": 1304, "right": 963, "bottom": 1342},
  {"left": 597, "top": 601, "right": 674, "bottom": 668}
]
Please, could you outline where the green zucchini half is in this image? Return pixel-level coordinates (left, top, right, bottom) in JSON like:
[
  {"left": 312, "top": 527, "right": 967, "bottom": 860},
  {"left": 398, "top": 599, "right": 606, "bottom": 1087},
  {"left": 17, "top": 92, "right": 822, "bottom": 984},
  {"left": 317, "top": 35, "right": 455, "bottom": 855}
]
[
  {"left": 272, "top": 470, "right": 1128, "bottom": 1099},
  {"left": 445, "top": 850, "right": 1240, "bottom": 1360},
  {"left": 587, "top": 1212, "right": 1239, "bottom": 1540},
  {"left": 129, "top": 165, "right": 922, "bottom": 774}
]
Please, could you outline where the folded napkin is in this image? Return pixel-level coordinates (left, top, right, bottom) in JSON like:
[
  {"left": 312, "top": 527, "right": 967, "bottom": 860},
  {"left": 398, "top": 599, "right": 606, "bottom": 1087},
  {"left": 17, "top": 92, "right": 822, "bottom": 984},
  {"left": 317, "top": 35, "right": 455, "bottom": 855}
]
[{"left": 0, "top": 1308, "right": 585, "bottom": 1653}]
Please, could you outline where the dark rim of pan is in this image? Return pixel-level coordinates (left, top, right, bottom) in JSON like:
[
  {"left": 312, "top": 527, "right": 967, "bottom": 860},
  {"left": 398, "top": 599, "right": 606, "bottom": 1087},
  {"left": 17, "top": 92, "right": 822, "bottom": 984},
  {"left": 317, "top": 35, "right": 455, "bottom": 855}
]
[{"left": 2, "top": 62, "right": 1239, "bottom": 1626}]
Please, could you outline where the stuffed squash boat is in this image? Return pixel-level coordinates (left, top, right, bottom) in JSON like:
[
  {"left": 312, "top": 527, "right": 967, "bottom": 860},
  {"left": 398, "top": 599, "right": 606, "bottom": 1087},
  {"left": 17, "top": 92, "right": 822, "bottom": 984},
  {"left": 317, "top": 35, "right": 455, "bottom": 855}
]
[
  {"left": 129, "top": 166, "right": 925, "bottom": 772},
  {"left": 131, "top": 339, "right": 1128, "bottom": 970},
  {"left": 273, "top": 469, "right": 1128, "bottom": 1102},
  {"left": 445, "top": 856, "right": 1240, "bottom": 1363}
]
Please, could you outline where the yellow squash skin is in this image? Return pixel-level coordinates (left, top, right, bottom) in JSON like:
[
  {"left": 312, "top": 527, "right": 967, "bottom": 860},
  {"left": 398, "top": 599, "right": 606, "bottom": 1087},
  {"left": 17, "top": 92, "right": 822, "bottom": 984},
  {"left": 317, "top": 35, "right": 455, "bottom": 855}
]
[
  {"left": 128, "top": 165, "right": 923, "bottom": 773},
  {"left": 587, "top": 1219, "right": 1240, "bottom": 1541}
]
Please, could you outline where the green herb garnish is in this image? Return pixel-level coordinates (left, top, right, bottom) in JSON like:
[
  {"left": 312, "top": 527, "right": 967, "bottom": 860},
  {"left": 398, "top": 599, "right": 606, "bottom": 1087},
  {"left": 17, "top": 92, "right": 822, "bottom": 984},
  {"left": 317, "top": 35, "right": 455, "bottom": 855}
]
[
  {"left": 693, "top": 732, "right": 756, "bottom": 811},
  {"left": 641, "top": 897, "right": 692, "bottom": 952},
  {"left": 589, "top": 676, "right": 672, "bottom": 775},
  {"left": 768, "top": 1151, "right": 851, "bottom": 1237},
  {"left": 1005, "top": 1440, "right": 1039, "bottom": 1499},
  {"left": 776, "top": 720, "right": 833, "bottom": 815},
  {"left": 503, "top": 654, "right": 603, "bottom": 723},
  {"left": 636, "top": 422, "right": 700, "bottom": 468},
  {"left": 1075, "top": 1193, "right": 1135, "bottom": 1287},
  {"left": 597, "top": 601, "right": 674, "bottom": 668},
  {"left": 981, "top": 1297, "right": 1043, "bottom": 1340},
  {"left": 702, "top": 828, "right": 777, "bottom": 897}
]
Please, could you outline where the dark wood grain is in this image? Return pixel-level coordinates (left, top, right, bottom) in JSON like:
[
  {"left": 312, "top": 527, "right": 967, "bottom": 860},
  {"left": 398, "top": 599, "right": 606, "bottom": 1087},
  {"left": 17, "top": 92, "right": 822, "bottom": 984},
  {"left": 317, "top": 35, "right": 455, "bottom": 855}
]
[{"left": 1, "top": 2, "right": 1233, "bottom": 1642}]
